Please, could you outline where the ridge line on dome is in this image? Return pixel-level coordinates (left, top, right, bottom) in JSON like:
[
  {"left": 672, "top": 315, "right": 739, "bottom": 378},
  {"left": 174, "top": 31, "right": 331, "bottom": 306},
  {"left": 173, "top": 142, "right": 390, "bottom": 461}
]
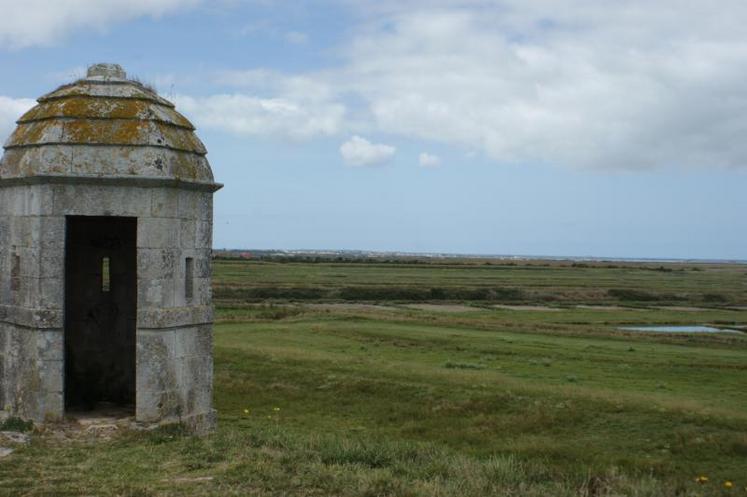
[
  {"left": 39, "top": 94, "right": 176, "bottom": 108},
  {"left": 0, "top": 174, "right": 222, "bottom": 192},
  {"left": 44, "top": 78, "right": 162, "bottom": 92},
  {"left": 2, "top": 142, "right": 208, "bottom": 156},
  {"left": 15, "top": 115, "right": 196, "bottom": 132}
]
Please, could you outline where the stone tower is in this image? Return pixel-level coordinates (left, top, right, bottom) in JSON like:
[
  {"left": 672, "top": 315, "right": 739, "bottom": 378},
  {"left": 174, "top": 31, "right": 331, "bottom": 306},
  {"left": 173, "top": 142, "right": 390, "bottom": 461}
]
[{"left": 0, "top": 63, "right": 221, "bottom": 431}]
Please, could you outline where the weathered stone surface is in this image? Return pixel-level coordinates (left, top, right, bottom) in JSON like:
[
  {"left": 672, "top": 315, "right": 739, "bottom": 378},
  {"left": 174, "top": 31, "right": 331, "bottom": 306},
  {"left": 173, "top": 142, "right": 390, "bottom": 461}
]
[
  {"left": 138, "top": 218, "right": 180, "bottom": 249},
  {"left": 0, "top": 63, "right": 218, "bottom": 433},
  {"left": 7, "top": 120, "right": 207, "bottom": 154},
  {"left": 38, "top": 80, "right": 175, "bottom": 108},
  {"left": 0, "top": 305, "right": 63, "bottom": 329},
  {"left": 19, "top": 96, "right": 193, "bottom": 129},
  {"left": 54, "top": 184, "right": 152, "bottom": 217},
  {"left": 1, "top": 146, "right": 214, "bottom": 182},
  {"left": 137, "top": 306, "right": 213, "bottom": 329}
]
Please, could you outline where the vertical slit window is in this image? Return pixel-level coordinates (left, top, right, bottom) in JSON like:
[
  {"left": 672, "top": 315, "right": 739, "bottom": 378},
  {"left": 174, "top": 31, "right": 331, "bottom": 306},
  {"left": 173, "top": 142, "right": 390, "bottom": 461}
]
[
  {"left": 185, "top": 257, "right": 194, "bottom": 300},
  {"left": 101, "top": 257, "right": 110, "bottom": 292},
  {"left": 10, "top": 254, "right": 20, "bottom": 293}
]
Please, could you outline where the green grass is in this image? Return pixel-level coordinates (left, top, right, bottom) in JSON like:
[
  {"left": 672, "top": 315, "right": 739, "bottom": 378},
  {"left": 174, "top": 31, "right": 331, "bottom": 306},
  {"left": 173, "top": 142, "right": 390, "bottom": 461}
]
[
  {"left": 2, "top": 258, "right": 746, "bottom": 496},
  {"left": 213, "top": 258, "right": 747, "bottom": 305}
]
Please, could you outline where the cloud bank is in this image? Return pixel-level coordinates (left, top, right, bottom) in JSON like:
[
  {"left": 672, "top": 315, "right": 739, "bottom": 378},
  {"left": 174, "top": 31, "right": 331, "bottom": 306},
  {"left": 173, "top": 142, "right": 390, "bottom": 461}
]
[
  {"left": 176, "top": 93, "right": 344, "bottom": 141},
  {"left": 187, "top": 1, "right": 747, "bottom": 170},
  {"left": 8, "top": 1, "right": 745, "bottom": 171},
  {"left": 337, "top": 1, "right": 747, "bottom": 170},
  {"left": 0, "top": 0, "right": 200, "bottom": 49}
]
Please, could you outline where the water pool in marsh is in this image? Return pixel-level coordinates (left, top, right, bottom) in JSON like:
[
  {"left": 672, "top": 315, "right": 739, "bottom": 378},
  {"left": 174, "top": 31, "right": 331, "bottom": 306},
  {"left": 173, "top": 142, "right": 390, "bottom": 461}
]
[{"left": 618, "top": 325, "right": 742, "bottom": 333}]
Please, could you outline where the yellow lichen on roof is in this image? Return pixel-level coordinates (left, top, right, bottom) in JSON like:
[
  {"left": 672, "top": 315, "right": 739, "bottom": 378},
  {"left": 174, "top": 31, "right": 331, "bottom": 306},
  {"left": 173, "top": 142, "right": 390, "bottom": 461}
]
[
  {"left": 1, "top": 68, "right": 215, "bottom": 184},
  {"left": 19, "top": 97, "right": 194, "bottom": 130}
]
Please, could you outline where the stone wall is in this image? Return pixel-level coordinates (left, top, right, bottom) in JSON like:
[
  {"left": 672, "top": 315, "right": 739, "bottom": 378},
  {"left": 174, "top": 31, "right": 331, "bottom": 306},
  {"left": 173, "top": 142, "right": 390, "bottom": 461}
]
[{"left": 0, "top": 180, "right": 215, "bottom": 430}]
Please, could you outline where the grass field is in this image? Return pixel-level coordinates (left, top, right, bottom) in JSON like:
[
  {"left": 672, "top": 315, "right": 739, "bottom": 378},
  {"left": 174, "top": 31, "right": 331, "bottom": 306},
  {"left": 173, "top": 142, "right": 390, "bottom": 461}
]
[{"left": 1, "top": 258, "right": 746, "bottom": 496}]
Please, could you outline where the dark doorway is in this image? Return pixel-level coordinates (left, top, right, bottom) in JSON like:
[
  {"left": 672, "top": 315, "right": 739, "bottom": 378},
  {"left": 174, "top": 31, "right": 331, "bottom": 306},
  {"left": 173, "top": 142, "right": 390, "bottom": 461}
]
[{"left": 65, "top": 216, "right": 137, "bottom": 412}]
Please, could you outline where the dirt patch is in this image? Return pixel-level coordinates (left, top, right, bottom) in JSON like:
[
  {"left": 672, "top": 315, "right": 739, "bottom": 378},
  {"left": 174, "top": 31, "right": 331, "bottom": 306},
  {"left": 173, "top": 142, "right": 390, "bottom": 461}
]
[
  {"left": 576, "top": 305, "right": 635, "bottom": 311},
  {"left": 166, "top": 476, "right": 215, "bottom": 484},
  {"left": 649, "top": 306, "right": 713, "bottom": 312},
  {"left": 493, "top": 305, "right": 561, "bottom": 312},
  {"left": 44, "top": 411, "right": 135, "bottom": 441},
  {"left": 405, "top": 304, "right": 482, "bottom": 313},
  {"left": 305, "top": 303, "right": 399, "bottom": 312}
]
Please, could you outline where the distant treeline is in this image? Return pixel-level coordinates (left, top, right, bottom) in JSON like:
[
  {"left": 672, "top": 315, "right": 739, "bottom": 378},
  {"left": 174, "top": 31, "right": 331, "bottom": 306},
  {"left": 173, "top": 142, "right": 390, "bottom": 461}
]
[
  {"left": 214, "top": 253, "right": 705, "bottom": 272},
  {"left": 214, "top": 284, "right": 730, "bottom": 305},
  {"left": 214, "top": 286, "right": 526, "bottom": 302}
]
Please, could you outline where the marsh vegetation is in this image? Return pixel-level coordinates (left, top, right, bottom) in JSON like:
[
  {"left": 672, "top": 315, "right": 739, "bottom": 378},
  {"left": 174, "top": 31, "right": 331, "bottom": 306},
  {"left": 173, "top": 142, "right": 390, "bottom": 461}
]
[{"left": 2, "top": 258, "right": 746, "bottom": 496}]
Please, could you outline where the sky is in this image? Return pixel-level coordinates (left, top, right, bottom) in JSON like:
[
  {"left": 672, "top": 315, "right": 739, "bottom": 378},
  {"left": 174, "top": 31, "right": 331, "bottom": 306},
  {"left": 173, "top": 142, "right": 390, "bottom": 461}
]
[{"left": 0, "top": 0, "right": 746, "bottom": 260}]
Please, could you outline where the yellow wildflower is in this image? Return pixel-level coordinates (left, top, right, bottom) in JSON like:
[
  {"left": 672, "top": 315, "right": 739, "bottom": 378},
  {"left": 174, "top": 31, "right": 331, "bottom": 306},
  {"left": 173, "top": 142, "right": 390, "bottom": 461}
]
[{"left": 723, "top": 481, "right": 733, "bottom": 489}]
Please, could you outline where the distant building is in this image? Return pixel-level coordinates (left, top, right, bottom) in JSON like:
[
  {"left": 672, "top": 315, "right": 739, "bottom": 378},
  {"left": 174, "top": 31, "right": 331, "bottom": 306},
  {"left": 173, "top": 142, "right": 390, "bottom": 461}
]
[{"left": 0, "top": 63, "right": 221, "bottom": 431}]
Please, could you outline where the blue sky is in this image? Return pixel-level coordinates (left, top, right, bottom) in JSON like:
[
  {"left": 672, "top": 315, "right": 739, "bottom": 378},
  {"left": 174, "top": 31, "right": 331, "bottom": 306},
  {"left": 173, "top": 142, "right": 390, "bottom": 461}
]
[{"left": 1, "top": 1, "right": 746, "bottom": 260}]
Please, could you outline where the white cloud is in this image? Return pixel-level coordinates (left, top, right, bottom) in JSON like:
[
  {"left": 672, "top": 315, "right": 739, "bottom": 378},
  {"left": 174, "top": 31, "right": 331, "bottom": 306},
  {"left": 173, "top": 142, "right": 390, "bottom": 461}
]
[
  {"left": 334, "top": 2, "right": 747, "bottom": 169},
  {"left": 418, "top": 152, "right": 440, "bottom": 168},
  {"left": 0, "top": 96, "right": 36, "bottom": 143},
  {"left": 340, "top": 135, "right": 396, "bottom": 167},
  {"left": 175, "top": 70, "right": 346, "bottom": 140},
  {"left": 206, "top": 1, "right": 747, "bottom": 171},
  {"left": 18, "top": 0, "right": 743, "bottom": 171},
  {"left": 175, "top": 93, "right": 344, "bottom": 140},
  {"left": 0, "top": 0, "right": 200, "bottom": 49}
]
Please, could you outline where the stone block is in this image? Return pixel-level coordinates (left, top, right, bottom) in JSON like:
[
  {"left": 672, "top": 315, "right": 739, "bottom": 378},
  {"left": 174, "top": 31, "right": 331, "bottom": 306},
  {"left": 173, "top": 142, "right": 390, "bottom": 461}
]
[
  {"left": 137, "top": 389, "right": 181, "bottom": 422},
  {"left": 151, "top": 188, "right": 179, "bottom": 218},
  {"left": 179, "top": 219, "right": 196, "bottom": 249},
  {"left": 0, "top": 305, "right": 62, "bottom": 329},
  {"left": 39, "top": 246, "right": 65, "bottom": 278},
  {"left": 10, "top": 185, "right": 55, "bottom": 216},
  {"left": 40, "top": 390, "right": 63, "bottom": 422},
  {"left": 196, "top": 193, "right": 213, "bottom": 221},
  {"left": 195, "top": 325, "right": 213, "bottom": 355},
  {"left": 137, "top": 248, "right": 177, "bottom": 280},
  {"left": 38, "top": 277, "right": 64, "bottom": 310},
  {"left": 194, "top": 278, "right": 212, "bottom": 305},
  {"left": 184, "top": 355, "right": 213, "bottom": 414},
  {"left": 37, "top": 330, "right": 63, "bottom": 361},
  {"left": 137, "top": 218, "right": 179, "bottom": 249},
  {"left": 54, "top": 184, "right": 152, "bottom": 217},
  {"left": 136, "top": 388, "right": 167, "bottom": 422},
  {"left": 177, "top": 190, "right": 199, "bottom": 220},
  {"left": 10, "top": 216, "right": 41, "bottom": 248},
  {"left": 173, "top": 327, "right": 199, "bottom": 359},
  {"left": 136, "top": 330, "right": 176, "bottom": 393},
  {"left": 195, "top": 221, "right": 212, "bottom": 249},
  {"left": 16, "top": 246, "right": 41, "bottom": 278},
  {"left": 195, "top": 251, "right": 212, "bottom": 278},
  {"left": 39, "top": 359, "right": 63, "bottom": 393},
  {"left": 138, "top": 278, "right": 175, "bottom": 308},
  {"left": 38, "top": 217, "right": 65, "bottom": 250},
  {"left": 136, "top": 306, "right": 212, "bottom": 329}
]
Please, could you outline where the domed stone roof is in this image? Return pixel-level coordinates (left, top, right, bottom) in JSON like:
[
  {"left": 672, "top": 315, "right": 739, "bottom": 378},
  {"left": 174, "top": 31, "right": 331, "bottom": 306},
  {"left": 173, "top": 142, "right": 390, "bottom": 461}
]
[{"left": 0, "top": 63, "right": 215, "bottom": 185}]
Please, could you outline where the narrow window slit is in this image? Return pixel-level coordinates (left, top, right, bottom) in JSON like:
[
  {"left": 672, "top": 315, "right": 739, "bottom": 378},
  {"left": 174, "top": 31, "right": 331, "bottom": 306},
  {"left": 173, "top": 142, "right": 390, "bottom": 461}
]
[
  {"left": 185, "top": 257, "right": 194, "bottom": 300},
  {"left": 10, "top": 254, "right": 20, "bottom": 293},
  {"left": 101, "top": 257, "right": 111, "bottom": 292}
]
